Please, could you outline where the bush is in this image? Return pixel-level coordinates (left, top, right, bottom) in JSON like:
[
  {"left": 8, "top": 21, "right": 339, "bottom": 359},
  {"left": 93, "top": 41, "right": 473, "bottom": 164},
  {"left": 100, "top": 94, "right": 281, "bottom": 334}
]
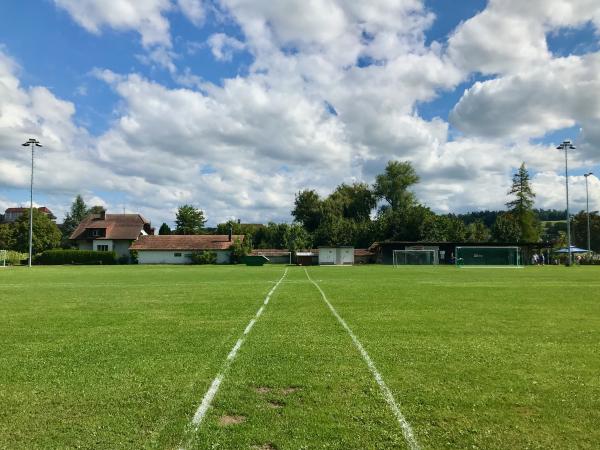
[
  {"left": 3, "top": 251, "right": 27, "bottom": 266},
  {"left": 129, "top": 250, "right": 138, "bottom": 264},
  {"left": 33, "top": 249, "right": 117, "bottom": 265},
  {"left": 190, "top": 251, "right": 217, "bottom": 265},
  {"left": 229, "top": 238, "right": 250, "bottom": 264}
]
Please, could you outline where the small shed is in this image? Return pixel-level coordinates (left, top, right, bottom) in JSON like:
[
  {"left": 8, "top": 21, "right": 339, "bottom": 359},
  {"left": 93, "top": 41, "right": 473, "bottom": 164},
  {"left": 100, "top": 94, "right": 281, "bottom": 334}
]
[
  {"left": 296, "top": 251, "right": 316, "bottom": 266},
  {"left": 318, "top": 247, "right": 354, "bottom": 265}
]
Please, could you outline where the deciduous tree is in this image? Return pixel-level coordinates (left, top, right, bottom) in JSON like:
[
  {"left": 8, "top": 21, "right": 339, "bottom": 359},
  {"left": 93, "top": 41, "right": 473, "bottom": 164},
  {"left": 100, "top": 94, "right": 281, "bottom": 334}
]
[
  {"left": 175, "top": 205, "right": 206, "bottom": 235},
  {"left": 292, "top": 190, "right": 322, "bottom": 232},
  {"left": 13, "top": 209, "right": 61, "bottom": 254},
  {"left": 373, "top": 161, "right": 419, "bottom": 211}
]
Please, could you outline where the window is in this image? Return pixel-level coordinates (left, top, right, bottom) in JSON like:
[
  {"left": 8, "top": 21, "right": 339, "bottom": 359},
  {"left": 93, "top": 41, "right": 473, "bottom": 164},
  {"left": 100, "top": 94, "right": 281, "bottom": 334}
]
[
  {"left": 174, "top": 252, "right": 182, "bottom": 257},
  {"left": 184, "top": 254, "right": 192, "bottom": 257},
  {"left": 97, "top": 245, "right": 109, "bottom": 252},
  {"left": 90, "top": 229, "right": 104, "bottom": 237}
]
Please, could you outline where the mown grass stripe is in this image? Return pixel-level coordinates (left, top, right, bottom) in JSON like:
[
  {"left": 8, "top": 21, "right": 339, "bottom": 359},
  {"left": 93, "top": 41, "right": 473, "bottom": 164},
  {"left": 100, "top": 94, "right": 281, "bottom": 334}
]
[
  {"left": 304, "top": 268, "right": 420, "bottom": 450},
  {"left": 180, "top": 268, "right": 288, "bottom": 448}
]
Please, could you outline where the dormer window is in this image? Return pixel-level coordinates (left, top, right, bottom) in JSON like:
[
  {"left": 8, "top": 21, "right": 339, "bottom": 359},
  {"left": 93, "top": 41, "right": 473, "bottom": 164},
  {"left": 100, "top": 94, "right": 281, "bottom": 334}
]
[{"left": 89, "top": 229, "right": 105, "bottom": 238}]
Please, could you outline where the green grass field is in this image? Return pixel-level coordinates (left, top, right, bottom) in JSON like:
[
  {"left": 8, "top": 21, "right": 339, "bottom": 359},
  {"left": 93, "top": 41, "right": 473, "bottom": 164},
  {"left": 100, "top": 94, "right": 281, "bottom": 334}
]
[{"left": 1, "top": 265, "right": 599, "bottom": 449}]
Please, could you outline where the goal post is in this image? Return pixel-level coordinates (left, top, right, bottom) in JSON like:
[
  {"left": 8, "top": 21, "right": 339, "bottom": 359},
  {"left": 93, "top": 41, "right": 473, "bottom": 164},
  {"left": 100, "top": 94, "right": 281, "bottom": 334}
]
[
  {"left": 393, "top": 249, "right": 439, "bottom": 266},
  {"left": 254, "top": 251, "right": 292, "bottom": 264},
  {"left": 455, "top": 246, "right": 521, "bottom": 267},
  {"left": 0, "top": 250, "right": 6, "bottom": 267}
]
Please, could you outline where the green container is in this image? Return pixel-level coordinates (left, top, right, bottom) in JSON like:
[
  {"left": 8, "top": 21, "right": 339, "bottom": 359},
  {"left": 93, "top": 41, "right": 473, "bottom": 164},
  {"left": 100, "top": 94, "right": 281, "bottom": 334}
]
[{"left": 242, "top": 255, "right": 270, "bottom": 266}]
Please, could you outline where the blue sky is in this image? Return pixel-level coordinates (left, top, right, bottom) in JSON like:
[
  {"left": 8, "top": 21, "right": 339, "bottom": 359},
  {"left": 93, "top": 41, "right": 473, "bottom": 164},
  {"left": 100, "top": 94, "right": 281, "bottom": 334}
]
[{"left": 1, "top": 0, "right": 599, "bottom": 225}]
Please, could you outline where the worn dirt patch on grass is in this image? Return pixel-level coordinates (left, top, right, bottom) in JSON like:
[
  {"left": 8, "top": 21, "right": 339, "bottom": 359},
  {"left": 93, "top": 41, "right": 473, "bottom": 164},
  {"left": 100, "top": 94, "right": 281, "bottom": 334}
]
[
  {"left": 280, "top": 387, "right": 301, "bottom": 395},
  {"left": 251, "top": 444, "right": 276, "bottom": 450},
  {"left": 254, "top": 387, "right": 272, "bottom": 394},
  {"left": 267, "top": 400, "right": 284, "bottom": 409},
  {"left": 218, "top": 415, "right": 246, "bottom": 426}
]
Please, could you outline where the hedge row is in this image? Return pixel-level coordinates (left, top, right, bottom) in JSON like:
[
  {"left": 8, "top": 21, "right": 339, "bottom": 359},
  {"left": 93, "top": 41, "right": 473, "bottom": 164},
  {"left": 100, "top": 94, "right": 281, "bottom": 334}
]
[{"left": 34, "top": 250, "right": 117, "bottom": 265}]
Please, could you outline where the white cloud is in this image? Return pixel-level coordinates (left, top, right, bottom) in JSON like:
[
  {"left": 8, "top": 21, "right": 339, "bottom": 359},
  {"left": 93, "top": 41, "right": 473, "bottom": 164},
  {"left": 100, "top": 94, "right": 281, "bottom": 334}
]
[
  {"left": 450, "top": 53, "right": 600, "bottom": 159},
  {"left": 207, "top": 33, "right": 245, "bottom": 61},
  {"left": 533, "top": 172, "right": 600, "bottom": 213},
  {"left": 3, "top": 0, "right": 600, "bottom": 226},
  {"left": 448, "top": 0, "right": 600, "bottom": 76},
  {"left": 177, "top": 0, "right": 205, "bottom": 26},
  {"left": 54, "top": 0, "right": 173, "bottom": 48}
]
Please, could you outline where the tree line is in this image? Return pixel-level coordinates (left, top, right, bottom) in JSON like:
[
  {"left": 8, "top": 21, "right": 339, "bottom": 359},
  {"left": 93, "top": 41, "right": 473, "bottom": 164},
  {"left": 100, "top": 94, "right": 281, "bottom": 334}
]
[
  {"left": 2, "top": 161, "right": 598, "bottom": 256},
  {"left": 154, "top": 160, "right": 600, "bottom": 251}
]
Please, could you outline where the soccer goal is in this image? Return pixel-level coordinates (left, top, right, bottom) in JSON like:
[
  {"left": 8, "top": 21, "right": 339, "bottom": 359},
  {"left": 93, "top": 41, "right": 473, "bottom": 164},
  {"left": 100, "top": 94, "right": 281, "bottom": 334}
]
[
  {"left": 393, "top": 249, "right": 439, "bottom": 266},
  {"left": 0, "top": 250, "right": 6, "bottom": 267},
  {"left": 255, "top": 251, "right": 292, "bottom": 264},
  {"left": 455, "top": 246, "right": 522, "bottom": 268}
]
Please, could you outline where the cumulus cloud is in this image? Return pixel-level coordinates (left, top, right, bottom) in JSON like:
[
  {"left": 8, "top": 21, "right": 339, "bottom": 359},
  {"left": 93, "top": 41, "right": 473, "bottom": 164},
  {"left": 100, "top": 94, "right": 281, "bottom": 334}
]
[
  {"left": 207, "top": 33, "right": 245, "bottom": 61},
  {"left": 450, "top": 51, "right": 600, "bottom": 162},
  {"left": 448, "top": 0, "right": 600, "bottom": 76},
  {"left": 2, "top": 0, "right": 599, "bottom": 225},
  {"left": 177, "top": 0, "right": 205, "bottom": 26},
  {"left": 54, "top": 0, "right": 173, "bottom": 48}
]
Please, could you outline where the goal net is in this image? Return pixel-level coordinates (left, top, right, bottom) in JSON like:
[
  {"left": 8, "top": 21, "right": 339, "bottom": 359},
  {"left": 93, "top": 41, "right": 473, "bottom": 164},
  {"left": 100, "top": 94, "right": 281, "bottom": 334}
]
[
  {"left": 254, "top": 251, "right": 292, "bottom": 264},
  {"left": 455, "top": 246, "right": 521, "bottom": 267},
  {"left": 393, "top": 249, "right": 438, "bottom": 266}
]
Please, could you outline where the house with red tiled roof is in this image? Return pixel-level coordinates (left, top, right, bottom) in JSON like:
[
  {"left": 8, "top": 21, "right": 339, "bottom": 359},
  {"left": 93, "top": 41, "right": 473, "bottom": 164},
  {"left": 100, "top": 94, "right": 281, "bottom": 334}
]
[
  {"left": 70, "top": 211, "right": 153, "bottom": 259},
  {"left": 130, "top": 234, "right": 244, "bottom": 264},
  {"left": 3, "top": 207, "right": 56, "bottom": 223}
]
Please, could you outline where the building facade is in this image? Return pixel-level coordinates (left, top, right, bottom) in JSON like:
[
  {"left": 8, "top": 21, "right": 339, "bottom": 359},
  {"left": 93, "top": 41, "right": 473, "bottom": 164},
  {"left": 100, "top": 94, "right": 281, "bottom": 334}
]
[
  {"left": 130, "top": 235, "right": 244, "bottom": 264},
  {"left": 70, "top": 211, "right": 153, "bottom": 260}
]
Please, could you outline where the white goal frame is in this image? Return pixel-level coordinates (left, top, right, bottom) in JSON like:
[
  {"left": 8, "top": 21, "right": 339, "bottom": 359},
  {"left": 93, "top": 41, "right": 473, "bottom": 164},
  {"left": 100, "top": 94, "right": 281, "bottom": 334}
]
[
  {"left": 0, "top": 250, "right": 6, "bottom": 267},
  {"left": 255, "top": 251, "right": 292, "bottom": 265},
  {"left": 455, "top": 246, "right": 522, "bottom": 268},
  {"left": 393, "top": 249, "right": 439, "bottom": 266}
]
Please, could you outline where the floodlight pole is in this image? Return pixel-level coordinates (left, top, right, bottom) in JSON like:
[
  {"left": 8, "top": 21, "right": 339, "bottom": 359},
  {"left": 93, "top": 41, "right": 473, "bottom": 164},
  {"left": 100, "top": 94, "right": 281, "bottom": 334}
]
[
  {"left": 585, "top": 172, "right": 593, "bottom": 254},
  {"left": 557, "top": 140, "right": 575, "bottom": 266},
  {"left": 22, "top": 138, "right": 42, "bottom": 267}
]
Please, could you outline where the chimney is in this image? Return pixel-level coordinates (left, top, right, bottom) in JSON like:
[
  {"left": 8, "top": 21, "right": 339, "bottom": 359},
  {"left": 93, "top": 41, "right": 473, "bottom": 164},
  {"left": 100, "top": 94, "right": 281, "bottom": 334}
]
[
  {"left": 100, "top": 210, "right": 106, "bottom": 220},
  {"left": 228, "top": 223, "right": 233, "bottom": 242}
]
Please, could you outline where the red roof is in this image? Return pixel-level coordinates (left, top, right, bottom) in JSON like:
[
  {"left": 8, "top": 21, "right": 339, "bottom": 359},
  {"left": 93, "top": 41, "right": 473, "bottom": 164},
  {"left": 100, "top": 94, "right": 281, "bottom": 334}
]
[
  {"left": 70, "top": 213, "right": 150, "bottom": 240},
  {"left": 130, "top": 235, "right": 244, "bottom": 251}
]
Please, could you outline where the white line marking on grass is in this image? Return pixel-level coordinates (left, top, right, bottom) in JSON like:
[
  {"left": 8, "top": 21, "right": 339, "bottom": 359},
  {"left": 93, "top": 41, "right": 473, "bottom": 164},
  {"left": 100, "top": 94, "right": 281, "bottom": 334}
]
[
  {"left": 304, "top": 268, "right": 420, "bottom": 450},
  {"left": 180, "top": 268, "right": 288, "bottom": 448}
]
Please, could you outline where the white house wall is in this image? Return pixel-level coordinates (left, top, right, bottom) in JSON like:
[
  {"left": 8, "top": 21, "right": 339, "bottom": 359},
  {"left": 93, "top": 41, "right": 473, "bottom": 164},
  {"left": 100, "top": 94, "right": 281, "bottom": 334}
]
[
  {"left": 137, "top": 250, "right": 231, "bottom": 264},
  {"left": 338, "top": 248, "right": 354, "bottom": 265},
  {"left": 319, "top": 247, "right": 354, "bottom": 265},
  {"left": 113, "top": 241, "right": 132, "bottom": 259},
  {"left": 93, "top": 239, "right": 113, "bottom": 252},
  {"left": 318, "top": 248, "right": 336, "bottom": 265}
]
